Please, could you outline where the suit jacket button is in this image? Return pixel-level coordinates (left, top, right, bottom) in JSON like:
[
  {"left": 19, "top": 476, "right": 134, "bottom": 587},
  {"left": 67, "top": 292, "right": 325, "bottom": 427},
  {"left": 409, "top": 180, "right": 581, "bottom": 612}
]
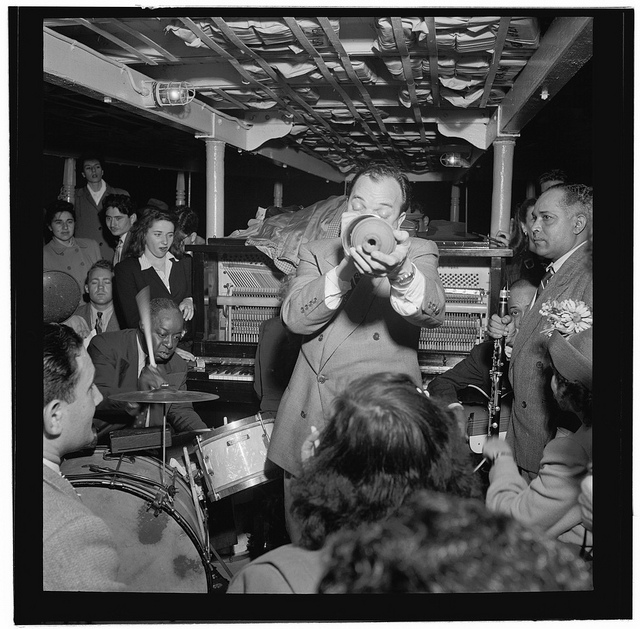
[
  {"left": 521, "top": 401, "right": 527, "bottom": 408},
  {"left": 300, "top": 411, "right": 306, "bottom": 418},
  {"left": 536, "top": 361, "right": 543, "bottom": 369},
  {"left": 318, "top": 334, "right": 323, "bottom": 341},
  {"left": 373, "top": 332, "right": 380, "bottom": 340},
  {"left": 318, "top": 375, "right": 326, "bottom": 384}
]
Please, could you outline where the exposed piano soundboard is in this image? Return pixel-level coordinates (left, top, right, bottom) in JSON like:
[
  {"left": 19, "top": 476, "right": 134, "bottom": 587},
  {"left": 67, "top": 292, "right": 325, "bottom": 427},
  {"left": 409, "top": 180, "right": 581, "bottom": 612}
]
[{"left": 189, "top": 241, "right": 502, "bottom": 393}]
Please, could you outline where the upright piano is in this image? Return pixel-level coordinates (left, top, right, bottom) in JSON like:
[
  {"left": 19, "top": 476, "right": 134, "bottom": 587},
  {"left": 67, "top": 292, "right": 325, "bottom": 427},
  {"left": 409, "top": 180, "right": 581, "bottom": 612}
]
[{"left": 186, "top": 238, "right": 511, "bottom": 418}]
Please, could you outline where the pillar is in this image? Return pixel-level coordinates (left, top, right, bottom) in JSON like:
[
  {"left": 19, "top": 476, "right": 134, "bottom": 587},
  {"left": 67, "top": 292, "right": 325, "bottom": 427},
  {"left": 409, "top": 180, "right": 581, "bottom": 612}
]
[
  {"left": 525, "top": 181, "right": 536, "bottom": 200},
  {"left": 450, "top": 184, "right": 460, "bottom": 222},
  {"left": 59, "top": 157, "right": 76, "bottom": 203},
  {"left": 490, "top": 137, "right": 516, "bottom": 240},
  {"left": 175, "top": 172, "right": 186, "bottom": 206},
  {"left": 273, "top": 181, "right": 283, "bottom": 207},
  {"left": 204, "top": 140, "right": 225, "bottom": 239}
]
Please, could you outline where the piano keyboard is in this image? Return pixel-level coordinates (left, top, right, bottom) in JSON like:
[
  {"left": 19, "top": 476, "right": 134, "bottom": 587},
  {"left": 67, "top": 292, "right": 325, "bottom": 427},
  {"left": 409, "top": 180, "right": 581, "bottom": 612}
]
[
  {"left": 192, "top": 356, "right": 255, "bottom": 382},
  {"left": 207, "top": 364, "right": 254, "bottom": 382}
]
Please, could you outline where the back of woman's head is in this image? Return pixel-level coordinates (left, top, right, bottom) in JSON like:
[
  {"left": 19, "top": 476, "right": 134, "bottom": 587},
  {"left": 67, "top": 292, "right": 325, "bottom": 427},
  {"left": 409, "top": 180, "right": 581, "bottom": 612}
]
[{"left": 290, "top": 372, "right": 480, "bottom": 549}]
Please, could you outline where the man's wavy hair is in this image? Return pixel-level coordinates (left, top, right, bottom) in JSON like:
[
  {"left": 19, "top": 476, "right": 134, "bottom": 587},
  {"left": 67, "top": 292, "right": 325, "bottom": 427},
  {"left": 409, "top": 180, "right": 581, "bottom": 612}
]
[
  {"left": 44, "top": 323, "right": 84, "bottom": 407},
  {"left": 290, "top": 372, "right": 482, "bottom": 550},
  {"left": 125, "top": 205, "right": 183, "bottom": 260},
  {"left": 348, "top": 163, "right": 412, "bottom": 215}
]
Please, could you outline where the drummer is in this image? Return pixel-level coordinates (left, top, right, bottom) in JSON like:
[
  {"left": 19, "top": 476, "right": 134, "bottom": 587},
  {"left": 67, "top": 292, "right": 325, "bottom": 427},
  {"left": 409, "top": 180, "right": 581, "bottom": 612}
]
[{"left": 87, "top": 297, "right": 208, "bottom": 443}]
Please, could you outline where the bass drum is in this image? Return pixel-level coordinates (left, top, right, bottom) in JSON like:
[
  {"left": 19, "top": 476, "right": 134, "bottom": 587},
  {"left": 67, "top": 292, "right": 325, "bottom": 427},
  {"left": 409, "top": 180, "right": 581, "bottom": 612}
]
[{"left": 61, "top": 446, "right": 222, "bottom": 593}]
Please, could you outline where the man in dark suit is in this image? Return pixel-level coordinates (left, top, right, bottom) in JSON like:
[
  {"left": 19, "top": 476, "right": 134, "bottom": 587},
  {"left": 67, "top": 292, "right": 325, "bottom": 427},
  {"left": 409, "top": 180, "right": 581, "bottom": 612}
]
[
  {"left": 104, "top": 193, "right": 137, "bottom": 265},
  {"left": 43, "top": 323, "right": 125, "bottom": 591},
  {"left": 87, "top": 297, "right": 207, "bottom": 442},
  {"left": 74, "top": 153, "right": 129, "bottom": 260},
  {"left": 488, "top": 184, "right": 593, "bottom": 480},
  {"left": 427, "top": 279, "right": 536, "bottom": 405}
]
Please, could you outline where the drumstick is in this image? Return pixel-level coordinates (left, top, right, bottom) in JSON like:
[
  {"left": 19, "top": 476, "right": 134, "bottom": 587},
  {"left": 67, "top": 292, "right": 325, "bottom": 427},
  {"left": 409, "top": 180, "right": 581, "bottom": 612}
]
[{"left": 135, "top": 286, "right": 156, "bottom": 368}]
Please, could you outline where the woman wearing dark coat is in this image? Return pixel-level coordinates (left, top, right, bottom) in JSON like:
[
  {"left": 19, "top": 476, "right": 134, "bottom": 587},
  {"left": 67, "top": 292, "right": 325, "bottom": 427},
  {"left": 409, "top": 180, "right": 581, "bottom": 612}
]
[{"left": 113, "top": 205, "right": 193, "bottom": 330}]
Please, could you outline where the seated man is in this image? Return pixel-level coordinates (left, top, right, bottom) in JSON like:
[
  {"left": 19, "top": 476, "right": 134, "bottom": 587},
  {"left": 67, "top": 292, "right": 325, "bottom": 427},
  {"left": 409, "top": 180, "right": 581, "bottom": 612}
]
[
  {"left": 87, "top": 297, "right": 208, "bottom": 442},
  {"left": 427, "top": 279, "right": 536, "bottom": 406},
  {"left": 43, "top": 323, "right": 125, "bottom": 591},
  {"left": 65, "top": 260, "right": 120, "bottom": 345}
]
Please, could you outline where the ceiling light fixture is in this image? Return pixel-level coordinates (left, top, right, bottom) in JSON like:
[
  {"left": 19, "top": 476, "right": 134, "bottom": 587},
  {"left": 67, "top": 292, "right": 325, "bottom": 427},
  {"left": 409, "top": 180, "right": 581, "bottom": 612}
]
[
  {"left": 440, "top": 152, "right": 471, "bottom": 168},
  {"left": 152, "top": 82, "right": 196, "bottom": 107}
]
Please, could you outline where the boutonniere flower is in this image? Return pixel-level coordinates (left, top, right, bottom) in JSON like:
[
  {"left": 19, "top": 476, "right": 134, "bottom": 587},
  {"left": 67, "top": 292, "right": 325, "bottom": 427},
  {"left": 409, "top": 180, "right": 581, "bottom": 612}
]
[{"left": 540, "top": 299, "right": 592, "bottom": 338}]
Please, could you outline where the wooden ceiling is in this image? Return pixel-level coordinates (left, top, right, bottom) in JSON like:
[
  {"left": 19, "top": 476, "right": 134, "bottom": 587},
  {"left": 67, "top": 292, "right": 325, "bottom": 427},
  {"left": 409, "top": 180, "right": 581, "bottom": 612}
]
[{"left": 42, "top": 13, "right": 593, "bottom": 182}]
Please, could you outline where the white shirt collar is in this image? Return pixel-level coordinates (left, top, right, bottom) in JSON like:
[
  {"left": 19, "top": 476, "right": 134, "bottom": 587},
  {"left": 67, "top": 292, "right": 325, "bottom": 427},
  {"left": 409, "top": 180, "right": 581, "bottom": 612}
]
[
  {"left": 43, "top": 458, "right": 61, "bottom": 475},
  {"left": 139, "top": 251, "right": 177, "bottom": 271},
  {"left": 548, "top": 240, "right": 587, "bottom": 273},
  {"left": 88, "top": 180, "right": 107, "bottom": 203}
]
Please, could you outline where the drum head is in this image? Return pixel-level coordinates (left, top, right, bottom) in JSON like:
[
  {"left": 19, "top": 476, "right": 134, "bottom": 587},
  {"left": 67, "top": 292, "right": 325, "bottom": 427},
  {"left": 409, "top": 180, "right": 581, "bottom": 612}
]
[
  {"left": 62, "top": 448, "right": 214, "bottom": 593},
  {"left": 43, "top": 271, "right": 81, "bottom": 323}
]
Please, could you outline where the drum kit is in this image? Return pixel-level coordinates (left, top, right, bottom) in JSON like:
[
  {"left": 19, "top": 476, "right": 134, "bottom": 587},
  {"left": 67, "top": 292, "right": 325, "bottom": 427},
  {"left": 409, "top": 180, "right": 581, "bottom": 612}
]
[{"left": 58, "top": 287, "right": 276, "bottom": 593}]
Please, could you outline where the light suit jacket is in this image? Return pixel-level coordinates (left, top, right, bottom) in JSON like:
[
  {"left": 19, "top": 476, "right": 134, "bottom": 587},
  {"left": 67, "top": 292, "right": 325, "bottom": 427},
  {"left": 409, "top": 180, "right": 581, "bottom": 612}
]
[
  {"left": 267, "top": 236, "right": 445, "bottom": 477},
  {"left": 43, "top": 463, "right": 124, "bottom": 591},
  {"left": 508, "top": 244, "right": 592, "bottom": 474}
]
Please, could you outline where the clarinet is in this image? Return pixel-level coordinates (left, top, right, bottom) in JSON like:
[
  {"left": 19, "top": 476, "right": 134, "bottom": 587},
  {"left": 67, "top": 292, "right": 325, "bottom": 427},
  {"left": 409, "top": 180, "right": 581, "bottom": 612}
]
[{"left": 487, "top": 287, "right": 510, "bottom": 437}]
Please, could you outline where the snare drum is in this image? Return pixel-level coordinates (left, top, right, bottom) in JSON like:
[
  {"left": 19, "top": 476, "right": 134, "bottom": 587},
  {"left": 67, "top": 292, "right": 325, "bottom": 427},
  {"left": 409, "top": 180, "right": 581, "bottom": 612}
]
[
  {"left": 194, "top": 415, "right": 274, "bottom": 501},
  {"left": 60, "top": 447, "right": 220, "bottom": 592}
]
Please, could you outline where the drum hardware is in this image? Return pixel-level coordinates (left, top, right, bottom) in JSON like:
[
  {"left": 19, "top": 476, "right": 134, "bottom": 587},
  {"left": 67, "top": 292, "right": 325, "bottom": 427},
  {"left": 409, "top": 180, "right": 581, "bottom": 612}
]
[
  {"left": 110, "top": 387, "right": 219, "bottom": 486},
  {"left": 183, "top": 445, "right": 234, "bottom": 580},
  {"left": 61, "top": 446, "right": 222, "bottom": 592},
  {"left": 256, "top": 412, "right": 270, "bottom": 449}
]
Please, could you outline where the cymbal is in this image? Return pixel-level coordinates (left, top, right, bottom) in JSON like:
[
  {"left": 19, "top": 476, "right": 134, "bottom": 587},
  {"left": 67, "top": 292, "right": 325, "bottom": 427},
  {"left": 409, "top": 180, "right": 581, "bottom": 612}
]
[{"left": 110, "top": 388, "right": 219, "bottom": 403}]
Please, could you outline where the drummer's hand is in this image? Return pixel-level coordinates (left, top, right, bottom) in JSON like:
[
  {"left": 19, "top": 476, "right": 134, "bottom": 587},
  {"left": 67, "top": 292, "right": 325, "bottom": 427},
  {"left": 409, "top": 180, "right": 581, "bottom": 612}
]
[
  {"left": 301, "top": 425, "right": 321, "bottom": 465},
  {"left": 125, "top": 401, "right": 143, "bottom": 417},
  {"left": 179, "top": 297, "right": 194, "bottom": 321},
  {"left": 138, "top": 364, "right": 167, "bottom": 391},
  {"left": 175, "top": 347, "right": 196, "bottom": 362}
]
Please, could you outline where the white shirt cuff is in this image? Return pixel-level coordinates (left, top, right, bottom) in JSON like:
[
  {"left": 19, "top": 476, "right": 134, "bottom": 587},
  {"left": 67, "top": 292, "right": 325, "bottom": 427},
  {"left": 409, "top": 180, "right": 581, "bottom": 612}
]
[
  {"left": 325, "top": 267, "right": 353, "bottom": 310},
  {"left": 390, "top": 264, "right": 425, "bottom": 316}
]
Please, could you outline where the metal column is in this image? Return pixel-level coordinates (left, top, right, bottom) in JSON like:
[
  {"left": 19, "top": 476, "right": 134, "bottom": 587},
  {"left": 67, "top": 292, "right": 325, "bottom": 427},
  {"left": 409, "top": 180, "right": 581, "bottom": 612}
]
[
  {"left": 204, "top": 140, "right": 225, "bottom": 239},
  {"left": 450, "top": 184, "right": 460, "bottom": 222},
  {"left": 273, "top": 181, "right": 283, "bottom": 207},
  {"left": 60, "top": 157, "right": 76, "bottom": 203},
  {"left": 490, "top": 137, "right": 516, "bottom": 239},
  {"left": 176, "top": 172, "right": 186, "bottom": 206}
]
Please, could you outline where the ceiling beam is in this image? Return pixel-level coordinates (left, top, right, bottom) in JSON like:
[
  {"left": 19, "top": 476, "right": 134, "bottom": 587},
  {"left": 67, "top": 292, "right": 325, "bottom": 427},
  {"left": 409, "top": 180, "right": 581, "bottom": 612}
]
[
  {"left": 43, "top": 28, "right": 353, "bottom": 178},
  {"left": 489, "top": 16, "right": 593, "bottom": 137}
]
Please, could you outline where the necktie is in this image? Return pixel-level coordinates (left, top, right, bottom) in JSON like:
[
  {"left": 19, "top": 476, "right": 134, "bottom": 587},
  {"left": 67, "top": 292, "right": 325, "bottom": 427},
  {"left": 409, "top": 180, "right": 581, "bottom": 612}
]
[
  {"left": 95, "top": 311, "right": 103, "bottom": 334},
  {"left": 535, "top": 267, "right": 555, "bottom": 301},
  {"left": 114, "top": 239, "right": 123, "bottom": 264}
]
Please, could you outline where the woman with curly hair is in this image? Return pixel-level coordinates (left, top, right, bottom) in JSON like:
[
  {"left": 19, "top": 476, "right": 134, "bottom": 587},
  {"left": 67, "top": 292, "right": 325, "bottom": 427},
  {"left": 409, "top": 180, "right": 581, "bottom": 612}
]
[
  {"left": 483, "top": 327, "right": 592, "bottom": 551},
  {"left": 113, "top": 205, "right": 193, "bottom": 330},
  {"left": 226, "top": 371, "right": 482, "bottom": 593}
]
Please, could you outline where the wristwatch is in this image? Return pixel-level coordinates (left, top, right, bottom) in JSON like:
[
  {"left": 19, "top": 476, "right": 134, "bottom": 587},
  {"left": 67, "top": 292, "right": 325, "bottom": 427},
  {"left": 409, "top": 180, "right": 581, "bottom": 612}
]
[{"left": 390, "top": 264, "right": 415, "bottom": 288}]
